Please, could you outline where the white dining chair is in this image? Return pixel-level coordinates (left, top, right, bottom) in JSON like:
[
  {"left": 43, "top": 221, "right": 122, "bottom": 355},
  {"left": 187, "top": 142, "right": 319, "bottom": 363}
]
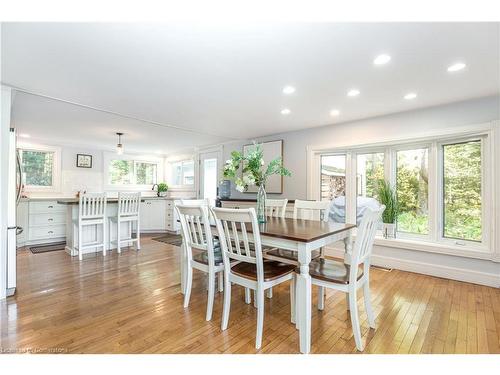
[
  {"left": 74, "top": 192, "right": 107, "bottom": 260},
  {"left": 176, "top": 204, "right": 223, "bottom": 321},
  {"left": 264, "top": 199, "right": 329, "bottom": 266},
  {"left": 108, "top": 192, "right": 141, "bottom": 254},
  {"left": 264, "top": 198, "right": 288, "bottom": 218},
  {"left": 308, "top": 205, "right": 384, "bottom": 351},
  {"left": 212, "top": 207, "right": 296, "bottom": 350}
]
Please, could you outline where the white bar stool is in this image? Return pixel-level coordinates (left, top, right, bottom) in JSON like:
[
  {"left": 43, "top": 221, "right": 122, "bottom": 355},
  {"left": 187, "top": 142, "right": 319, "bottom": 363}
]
[
  {"left": 74, "top": 192, "right": 107, "bottom": 260},
  {"left": 108, "top": 192, "right": 141, "bottom": 253}
]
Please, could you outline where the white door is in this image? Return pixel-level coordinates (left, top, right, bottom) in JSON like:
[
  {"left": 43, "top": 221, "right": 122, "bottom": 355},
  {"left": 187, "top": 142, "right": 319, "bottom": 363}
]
[{"left": 198, "top": 151, "right": 221, "bottom": 206}]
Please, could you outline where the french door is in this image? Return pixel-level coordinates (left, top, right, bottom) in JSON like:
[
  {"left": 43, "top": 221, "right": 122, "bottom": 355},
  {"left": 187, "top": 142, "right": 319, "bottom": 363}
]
[{"left": 198, "top": 150, "right": 221, "bottom": 206}]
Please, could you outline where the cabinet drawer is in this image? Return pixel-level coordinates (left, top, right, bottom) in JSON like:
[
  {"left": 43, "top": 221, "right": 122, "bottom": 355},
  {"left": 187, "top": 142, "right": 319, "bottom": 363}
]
[
  {"left": 166, "top": 200, "right": 174, "bottom": 208},
  {"left": 29, "top": 225, "right": 66, "bottom": 240},
  {"left": 29, "top": 212, "right": 66, "bottom": 226},
  {"left": 29, "top": 201, "right": 66, "bottom": 214}
]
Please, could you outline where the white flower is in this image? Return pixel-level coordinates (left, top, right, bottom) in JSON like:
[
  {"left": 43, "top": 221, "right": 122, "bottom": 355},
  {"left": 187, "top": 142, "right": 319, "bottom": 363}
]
[
  {"left": 260, "top": 158, "right": 265, "bottom": 166},
  {"left": 235, "top": 184, "right": 245, "bottom": 193},
  {"left": 242, "top": 174, "right": 255, "bottom": 186}
]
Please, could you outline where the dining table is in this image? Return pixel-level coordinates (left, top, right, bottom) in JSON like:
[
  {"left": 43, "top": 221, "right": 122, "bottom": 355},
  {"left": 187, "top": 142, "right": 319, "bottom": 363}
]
[{"left": 179, "top": 216, "right": 356, "bottom": 354}]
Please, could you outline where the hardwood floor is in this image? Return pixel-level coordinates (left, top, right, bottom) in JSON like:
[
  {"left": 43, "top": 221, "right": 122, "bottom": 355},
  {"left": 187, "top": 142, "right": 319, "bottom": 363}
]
[{"left": 1, "top": 235, "right": 499, "bottom": 354}]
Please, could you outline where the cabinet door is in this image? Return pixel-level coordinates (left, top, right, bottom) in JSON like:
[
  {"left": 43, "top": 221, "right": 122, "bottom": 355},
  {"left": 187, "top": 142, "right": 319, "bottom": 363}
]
[
  {"left": 148, "top": 200, "right": 166, "bottom": 230},
  {"left": 139, "top": 201, "right": 151, "bottom": 230}
]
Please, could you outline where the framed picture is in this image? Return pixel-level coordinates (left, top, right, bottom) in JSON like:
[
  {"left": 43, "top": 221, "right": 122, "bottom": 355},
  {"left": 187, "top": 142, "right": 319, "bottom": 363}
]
[
  {"left": 243, "top": 140, "right": 284, "bottom": 194},
  {"left": 76, "top": 154, "right": 93, "bottom": 168}
]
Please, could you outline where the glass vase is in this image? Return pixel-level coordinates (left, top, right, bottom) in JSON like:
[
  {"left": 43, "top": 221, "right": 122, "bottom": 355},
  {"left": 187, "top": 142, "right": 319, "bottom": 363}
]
[{"left": 256, "top": 184, "right": 267, "bottom": 223}]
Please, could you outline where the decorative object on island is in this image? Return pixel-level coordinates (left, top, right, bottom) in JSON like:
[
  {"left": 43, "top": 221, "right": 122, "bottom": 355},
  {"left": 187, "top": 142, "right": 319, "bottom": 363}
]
[
  {"left": 376, "top": 180, "right": 399, "bottom": 238},
  {"left": 76, "top": 154, "right": 92, "bottom": 168},
  {"left": 153, "top": 182, "right": 169, "bottom": 197},
  {"left": 219, "top": 180, "right": 231, "bottom": 199},
  {"left": 223, "top": 142, "right": 291, "bottom": 223}
]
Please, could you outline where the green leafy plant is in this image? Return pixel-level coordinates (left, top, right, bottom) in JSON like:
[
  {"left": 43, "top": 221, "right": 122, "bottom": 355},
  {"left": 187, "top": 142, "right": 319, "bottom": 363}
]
[
  {"left": 376, "top": 180, "right": 399, "bottom": 224},
  {"left": 223, "top": 143, "right": 291, "bottom": 192},
  {"left": 157, "top": 182, "right": 168, "bottom": 193}
]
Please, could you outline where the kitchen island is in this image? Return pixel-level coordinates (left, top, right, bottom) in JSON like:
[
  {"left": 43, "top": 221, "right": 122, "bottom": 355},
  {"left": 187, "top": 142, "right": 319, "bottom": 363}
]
[{"left": 58, "top": 198, "right": 145, "bottom": 257}]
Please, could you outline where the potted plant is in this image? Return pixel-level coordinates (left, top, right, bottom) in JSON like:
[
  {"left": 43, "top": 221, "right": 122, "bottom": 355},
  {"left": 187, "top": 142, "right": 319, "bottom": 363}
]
[
  {"left": 157, "top": 182, "right": 168, "bottom": 197},
  {"left": 223, "top": 143, "right": 291, "bottom": 223},
  {"left": 376, "top": 180, "right": 399, "bottom": 238}
]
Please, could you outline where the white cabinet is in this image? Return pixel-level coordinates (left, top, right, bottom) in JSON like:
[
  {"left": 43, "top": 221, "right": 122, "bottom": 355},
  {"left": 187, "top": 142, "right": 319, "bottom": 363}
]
[
  {"left": 140, "top": 199, "right": 167, "bottom": 232},
  {"left": 27, "top": 200, "right": 66, "bottom": 244},
  {"left": 165, "top": 199, "right": 180, "bottom": 233}
]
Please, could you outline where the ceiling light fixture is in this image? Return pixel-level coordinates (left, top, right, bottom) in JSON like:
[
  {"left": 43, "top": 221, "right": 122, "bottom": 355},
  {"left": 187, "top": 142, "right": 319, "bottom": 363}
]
[
  {"left": 116, "top": 132, "right": 124, "bottom": 155},
  {"left": 282, "top": 85, "right": 296, "bottom": 95},
  {"left": 447, "top": 62, "right": 466, "bottom": 72},
  {"left": 347, "top": 89, "right": 360, "bottom": 97},
  {"left": 281, "top": 108, "right": 291, "bottom": 115},
  {"left": 373, "top": 54, "right": 391, "bottom": 65},
  {"left": 330, "top": 109, "right": 340, "bottom": 117},
  {"left": 404, "top": 92, "right": 417, "bottom": 100}
]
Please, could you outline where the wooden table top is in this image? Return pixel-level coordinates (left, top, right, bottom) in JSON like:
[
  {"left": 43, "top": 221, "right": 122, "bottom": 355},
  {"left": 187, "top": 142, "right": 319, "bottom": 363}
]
[{"left": 212, "top": 217, "right": 355, "bottom": 243}]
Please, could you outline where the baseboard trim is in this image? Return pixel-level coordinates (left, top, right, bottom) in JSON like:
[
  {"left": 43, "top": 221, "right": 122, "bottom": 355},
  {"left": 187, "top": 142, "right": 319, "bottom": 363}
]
[{"left": 325, "top": 247, "right": 500, "bottom": 288}]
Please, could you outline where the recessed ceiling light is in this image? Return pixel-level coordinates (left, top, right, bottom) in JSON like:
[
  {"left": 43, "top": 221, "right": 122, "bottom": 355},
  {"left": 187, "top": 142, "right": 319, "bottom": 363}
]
[
  {"left": 373, "top": 54, "right": 391, "bottom": 65},
  {"left": 281, "top": 108, "right": 291, "bottom": 115},
  {"left": 447, "top": 62, "right": 466, "bottom": 72},
  {"left": 347, "top": 89, "right": 360, "bottom": 97},
  {"left": 19, "top": 133, "right": 30, "bottom": 138},
  {"left": 404, "top": 92, "right": 417, "bottom": 100},
  {"left": 282, "top": 85, "right": 296, "bottom": 95},
  {"left": 330, "top": 109, "right": 340, "bottom": 117}
]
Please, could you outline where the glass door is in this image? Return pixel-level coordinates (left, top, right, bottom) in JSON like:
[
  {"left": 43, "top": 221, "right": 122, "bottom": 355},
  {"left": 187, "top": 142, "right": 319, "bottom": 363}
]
[{"left": 198, "top": 150, "right": 221, "bottom": 206}]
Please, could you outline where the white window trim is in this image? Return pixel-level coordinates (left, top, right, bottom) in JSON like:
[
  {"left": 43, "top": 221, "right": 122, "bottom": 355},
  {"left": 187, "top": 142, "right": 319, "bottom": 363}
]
[
  {"left": 307, "top": 121, "right": 498, "bottom": 261},
  {"left": 18, "top": 143, "right": 62, "bottom": 193},
  {"left": 103, "top": 151, "right": 164, "bottom": 191}
]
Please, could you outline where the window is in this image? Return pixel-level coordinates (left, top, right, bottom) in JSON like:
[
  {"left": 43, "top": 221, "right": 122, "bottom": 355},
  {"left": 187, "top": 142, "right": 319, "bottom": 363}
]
[
  {"left": 172, "top": 160, "right": 195, "bottom": 186},
  {"left": 356, "top": 152, "right": 384, "bottom": 222},
  {"left": 21, "top": 149, "right": 54, "bottom": 187},
  {"left": 108, "top": 159, "right": 158, "bottom": 186},
  {"left": 320, "top": 154, "right": 346, "bottom": 223},
  {"left": 311, "top": 125, "right": 492, "bottom": 256},
  {"left": 442, "top": 140, "right": 482, "bottom": 242}
]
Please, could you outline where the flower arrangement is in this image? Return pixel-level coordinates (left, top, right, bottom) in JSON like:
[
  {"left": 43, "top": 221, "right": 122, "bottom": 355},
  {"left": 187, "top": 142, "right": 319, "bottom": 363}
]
[{"left": 223, "top": 143, "right": 291, "bottom": 192}]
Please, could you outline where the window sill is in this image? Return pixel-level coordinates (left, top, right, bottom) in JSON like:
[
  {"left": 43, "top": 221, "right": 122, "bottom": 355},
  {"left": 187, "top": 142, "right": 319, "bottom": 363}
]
[{"left": 373, "top": 236, "right": 493, "bottom": 261}]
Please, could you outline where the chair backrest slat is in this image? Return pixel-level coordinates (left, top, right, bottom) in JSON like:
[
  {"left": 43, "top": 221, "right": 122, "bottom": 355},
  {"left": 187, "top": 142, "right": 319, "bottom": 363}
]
[
  {"left": 118, "top": 192, "right": 140, "bottom": 217},
  {"left": 265, "top": 199, "right": 288, "bottom": 218},
  {"left": 349, "top": 205, "right": 385, "bottom": 281},
  {"left": 79, "top": 193, "right": 107, "bottom": 220},
  {"left": 293, "top": 199, "right": 330, "bottom": 222},
  {"left": 176, "top": 204, "right": 217, "bottom": 266},
  {"left": 212, "top": 208, "right": 263, "bottom": 278}
]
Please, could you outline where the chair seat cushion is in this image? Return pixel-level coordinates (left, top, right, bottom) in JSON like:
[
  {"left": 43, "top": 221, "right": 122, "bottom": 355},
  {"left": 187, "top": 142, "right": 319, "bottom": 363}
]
[
  {"left": 264, "top": 248, "right": 321, "bottom": 262},
  {"left": 308, "top": 258, "right": 363, "bottom": 284},
  {"left": 230, "top": 260, "right": 295, "bottom": 282}
]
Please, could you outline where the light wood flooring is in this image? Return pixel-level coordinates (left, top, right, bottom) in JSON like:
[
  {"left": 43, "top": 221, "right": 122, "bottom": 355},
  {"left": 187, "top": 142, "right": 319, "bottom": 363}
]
[{"left": 1, "top": 235, "right": 499, "bottom": 354}]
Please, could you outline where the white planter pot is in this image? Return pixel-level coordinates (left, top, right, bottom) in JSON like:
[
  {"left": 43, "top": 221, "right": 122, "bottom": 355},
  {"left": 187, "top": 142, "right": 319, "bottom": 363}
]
[{"left": 383, "top": 223, "right": 396, "bottom": 239}]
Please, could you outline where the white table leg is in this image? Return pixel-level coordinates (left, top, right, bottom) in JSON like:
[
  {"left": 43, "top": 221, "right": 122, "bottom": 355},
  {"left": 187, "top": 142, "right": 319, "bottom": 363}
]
[{"left": 297, "top": 243, "right": 312, "bottom": 354}]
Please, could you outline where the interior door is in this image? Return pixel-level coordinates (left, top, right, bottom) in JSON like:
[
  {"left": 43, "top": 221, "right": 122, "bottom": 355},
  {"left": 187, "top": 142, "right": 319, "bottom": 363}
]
[{"left": 198, "top": 150, "right": 221, "bottom": 206}]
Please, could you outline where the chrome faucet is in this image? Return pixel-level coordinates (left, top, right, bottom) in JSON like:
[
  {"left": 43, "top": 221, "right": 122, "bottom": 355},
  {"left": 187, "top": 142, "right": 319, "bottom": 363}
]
[{"left": 152, "top": 184, "right": 159, "bottom": 196}]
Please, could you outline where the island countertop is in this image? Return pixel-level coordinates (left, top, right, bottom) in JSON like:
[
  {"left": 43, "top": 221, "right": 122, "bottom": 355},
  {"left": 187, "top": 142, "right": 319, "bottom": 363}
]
[{"left": 57, "top": 198, "right": 147, "bottom": 205}]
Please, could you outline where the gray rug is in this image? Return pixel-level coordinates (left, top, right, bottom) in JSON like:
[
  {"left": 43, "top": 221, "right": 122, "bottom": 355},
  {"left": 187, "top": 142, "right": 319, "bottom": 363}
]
[
  {"left": 152, "top": 233, "right": 183, "bottom": 246},
  {"left": 29, "top": 242, "right": 66, "bottom": 254}
]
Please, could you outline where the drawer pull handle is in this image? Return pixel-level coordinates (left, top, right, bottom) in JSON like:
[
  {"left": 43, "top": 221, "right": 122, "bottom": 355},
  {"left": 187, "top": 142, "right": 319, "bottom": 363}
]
[
  {"left": 48, "top": 231, "right": 54, "bottom": 234},
  {"left": 48, "top": 218, "right": 53, "bottom": 221},
  {"left": 48, "top": 205, "right": 54, "bottom": 208}
]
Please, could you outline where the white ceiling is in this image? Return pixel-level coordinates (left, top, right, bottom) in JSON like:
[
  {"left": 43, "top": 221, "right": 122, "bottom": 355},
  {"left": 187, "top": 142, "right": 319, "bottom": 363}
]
[{"left": 2, "top": 22, "right": 499, "bottom": 153}]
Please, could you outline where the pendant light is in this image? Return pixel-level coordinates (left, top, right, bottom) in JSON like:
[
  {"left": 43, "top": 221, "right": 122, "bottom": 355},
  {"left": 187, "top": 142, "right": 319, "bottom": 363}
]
[{"left": 116, "top": 132, "right": 124, "bottom": 155}]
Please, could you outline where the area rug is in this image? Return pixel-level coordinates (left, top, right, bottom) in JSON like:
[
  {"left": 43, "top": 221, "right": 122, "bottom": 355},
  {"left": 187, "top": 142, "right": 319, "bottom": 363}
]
[
  {"left": 29, "top": 242, "right": 66, "bottom": 254},
  {"left": 152, "top": 233, "right": 183, "bottom": 246}
]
